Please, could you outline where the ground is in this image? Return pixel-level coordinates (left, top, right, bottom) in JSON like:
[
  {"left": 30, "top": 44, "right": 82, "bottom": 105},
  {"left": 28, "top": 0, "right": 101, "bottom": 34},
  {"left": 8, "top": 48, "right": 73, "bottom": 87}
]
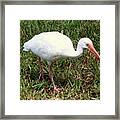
[{"left": 20, "top": 20, "right": 100, "bottom": 100}]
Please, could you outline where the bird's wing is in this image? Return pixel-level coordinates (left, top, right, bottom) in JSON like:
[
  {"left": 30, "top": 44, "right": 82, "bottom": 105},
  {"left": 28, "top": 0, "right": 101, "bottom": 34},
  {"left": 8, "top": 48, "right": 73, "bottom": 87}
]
[
  {"left": 24, "top": 32, "right": 75, "bottom": 59},
  {"left": 38, "top": 32, "right": 75, "bottom": 53}
]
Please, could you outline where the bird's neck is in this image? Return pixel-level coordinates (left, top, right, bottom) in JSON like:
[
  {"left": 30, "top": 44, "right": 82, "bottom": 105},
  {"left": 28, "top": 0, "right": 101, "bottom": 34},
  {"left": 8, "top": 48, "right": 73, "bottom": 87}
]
[
  {"left": 66, "top": 44, "right": 83, "bottom": 58},
  {"left": 76, "top": 44, "right": 83, "bottom": 56},
  {"left": 74, "top": 45, "right": 83, "bottom": 57}
]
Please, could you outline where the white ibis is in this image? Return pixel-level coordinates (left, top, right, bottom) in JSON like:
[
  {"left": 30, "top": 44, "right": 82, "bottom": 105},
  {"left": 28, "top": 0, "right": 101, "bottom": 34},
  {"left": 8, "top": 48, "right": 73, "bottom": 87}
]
[{"left": 23, "top": 31, "right": 100, "bottom": 91}]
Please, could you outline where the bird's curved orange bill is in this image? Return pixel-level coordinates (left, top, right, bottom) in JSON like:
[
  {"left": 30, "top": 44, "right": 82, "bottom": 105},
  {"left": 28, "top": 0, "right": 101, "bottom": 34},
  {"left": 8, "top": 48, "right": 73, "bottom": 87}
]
[{"left": 88, "top": 44, "right": 100, "bottom": 60}]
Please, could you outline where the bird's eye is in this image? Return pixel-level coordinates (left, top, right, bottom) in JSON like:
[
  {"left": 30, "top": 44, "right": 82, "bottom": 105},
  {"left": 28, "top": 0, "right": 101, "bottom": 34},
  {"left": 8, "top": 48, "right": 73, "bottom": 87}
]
[{"left": 86, "top": 43, "right": 89, "bottom": 46}]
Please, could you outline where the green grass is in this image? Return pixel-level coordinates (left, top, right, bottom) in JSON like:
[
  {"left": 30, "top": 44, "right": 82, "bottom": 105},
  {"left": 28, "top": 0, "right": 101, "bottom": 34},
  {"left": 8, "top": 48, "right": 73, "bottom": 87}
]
[{"left": 20, "top": 20, "right": 100, "bottom": 100}]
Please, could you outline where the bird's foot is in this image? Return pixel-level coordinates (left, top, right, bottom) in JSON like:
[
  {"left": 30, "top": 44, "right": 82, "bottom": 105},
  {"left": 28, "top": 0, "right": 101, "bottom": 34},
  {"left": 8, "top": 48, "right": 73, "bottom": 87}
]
[{"left": 53, "top": 86, "right": 62, "bottom": 92}]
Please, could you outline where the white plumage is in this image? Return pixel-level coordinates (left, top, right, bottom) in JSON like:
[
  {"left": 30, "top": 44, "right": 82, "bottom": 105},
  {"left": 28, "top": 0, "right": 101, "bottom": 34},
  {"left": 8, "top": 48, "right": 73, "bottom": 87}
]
[
  {"left": 23, "top": 31, "right": 100, "bottom": 91},
  {"left": 23, "top": 32, "right": 80, "bottom": 61}
]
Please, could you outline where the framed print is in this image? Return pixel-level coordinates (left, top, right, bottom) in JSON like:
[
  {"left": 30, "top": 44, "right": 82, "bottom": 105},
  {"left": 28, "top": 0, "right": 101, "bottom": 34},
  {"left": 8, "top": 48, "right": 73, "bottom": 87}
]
[{"left": 0, "top": 0, "right": 119, "bottom": 119}]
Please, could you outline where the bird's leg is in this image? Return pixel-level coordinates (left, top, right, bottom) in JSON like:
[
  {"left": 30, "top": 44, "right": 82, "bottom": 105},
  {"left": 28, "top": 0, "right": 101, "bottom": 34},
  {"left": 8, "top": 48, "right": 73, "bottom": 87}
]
[
  {"left": 38, "top": 57, "right": 44, "bottom": 80},
  {"left": 48, "top": 62, "right": 59, "bottom": 92}
]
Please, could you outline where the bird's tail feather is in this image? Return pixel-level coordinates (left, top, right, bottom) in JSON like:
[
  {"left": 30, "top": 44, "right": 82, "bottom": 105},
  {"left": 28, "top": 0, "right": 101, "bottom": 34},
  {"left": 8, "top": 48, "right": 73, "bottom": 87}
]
[
  {"left": 23, "top": 48, "right": 29, "bottom": 51},
  {"left": 23, "top": 42, "right": 30, "bottom": 51}
]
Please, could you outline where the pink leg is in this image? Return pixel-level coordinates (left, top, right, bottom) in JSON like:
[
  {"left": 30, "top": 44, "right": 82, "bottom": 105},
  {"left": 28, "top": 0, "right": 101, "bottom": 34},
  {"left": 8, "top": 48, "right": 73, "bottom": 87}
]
[
  {"left": 38, "top": 57, "right": 44, "bottom": 80},
  {"left": 48, "top": 62, "right": 60, "bottom": 92}
]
